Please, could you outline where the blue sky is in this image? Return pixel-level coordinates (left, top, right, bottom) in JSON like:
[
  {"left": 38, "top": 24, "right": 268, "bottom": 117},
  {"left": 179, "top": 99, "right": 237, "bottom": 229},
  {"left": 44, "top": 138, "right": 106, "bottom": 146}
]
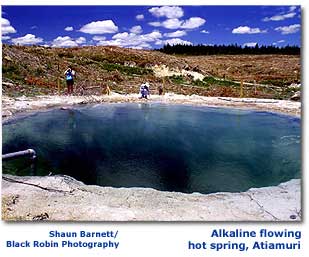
[{"left": 1, "top": 5, "right": 301, "bottom": 49}]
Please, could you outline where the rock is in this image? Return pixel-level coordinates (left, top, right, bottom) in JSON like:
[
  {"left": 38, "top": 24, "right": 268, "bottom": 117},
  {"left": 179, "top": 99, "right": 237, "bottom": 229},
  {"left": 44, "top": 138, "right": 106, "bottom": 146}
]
[
  {"left": 144, "top": 63, "right": 153, "bottom": 69},
  {"left": 32, "top": 212, "right": 49, "bottom": 220},
  {"left": 124, "top": 61, "right": 136, "bottom": 67},
  {"left": 2, "top": 81, "right": 14, "bottom": 87},
  {"left": 2, "top": 110, "right": 13, "bottom": 117},
  {"left": 288, "top": 83, "right": 301, "bottom": 89},
  {"left": 4, "top": 55, "right": 13, "bottom": 62},
  {"left": 290, "top": 91, "right": 301, "bottom": 101},
  {"left": 192, "top": 66, "right": 202, "bottom": 72},
  {"left": 1, "top": 174, "right": 301, "bottom": 221},
  {"left": 16, "top": 95, "right": 28, "bottom": 101}
]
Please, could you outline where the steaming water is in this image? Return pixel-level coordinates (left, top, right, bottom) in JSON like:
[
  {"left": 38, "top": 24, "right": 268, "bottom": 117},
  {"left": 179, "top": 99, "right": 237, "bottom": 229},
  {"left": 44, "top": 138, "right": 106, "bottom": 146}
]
[{"left": 2, "top": 103, "right": 301, "bottom": 194}]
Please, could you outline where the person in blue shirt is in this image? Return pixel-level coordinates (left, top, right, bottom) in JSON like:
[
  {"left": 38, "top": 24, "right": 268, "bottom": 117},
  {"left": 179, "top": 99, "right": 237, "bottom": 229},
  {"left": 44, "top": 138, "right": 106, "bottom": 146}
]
[{"left": 64, "top": 66, "right": 76, "bottom": 94}]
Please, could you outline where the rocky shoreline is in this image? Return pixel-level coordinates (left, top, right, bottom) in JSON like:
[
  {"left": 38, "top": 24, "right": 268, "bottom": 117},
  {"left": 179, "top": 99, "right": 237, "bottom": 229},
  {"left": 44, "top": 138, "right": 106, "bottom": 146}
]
[
  {"left": 1, "top": 94, "right": 301, "bottom": 221},
  {"left": 1, "top": 175, "right": 301, "bottom": 221},
  {"left": 2, "top": 93, "right": 301, "bottom": 120}
]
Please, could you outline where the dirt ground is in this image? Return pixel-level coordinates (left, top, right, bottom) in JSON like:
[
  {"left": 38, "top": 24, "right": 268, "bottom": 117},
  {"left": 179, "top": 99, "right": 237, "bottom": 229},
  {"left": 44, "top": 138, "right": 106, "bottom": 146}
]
[{"left": 183, "top": 54, "right": 300, "bottom": 84}]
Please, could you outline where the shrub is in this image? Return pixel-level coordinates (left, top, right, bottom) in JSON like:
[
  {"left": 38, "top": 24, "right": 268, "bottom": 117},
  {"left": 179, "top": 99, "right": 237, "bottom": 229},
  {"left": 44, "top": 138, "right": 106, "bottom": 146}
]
[
  {"left": 2, "top": 64, "right": 24, "bottom": 82},
  {"left": 58, "top": 52, "right": 74, "bottom": 58},
  {"left": 100, "top": 62, "right": 152, "bottom": 76},
  {"left": 170, "top": 75, "right": 186, "bottom": 84},
  {"left": 203, "top": 76, "right": 239, "bottom": 87}
]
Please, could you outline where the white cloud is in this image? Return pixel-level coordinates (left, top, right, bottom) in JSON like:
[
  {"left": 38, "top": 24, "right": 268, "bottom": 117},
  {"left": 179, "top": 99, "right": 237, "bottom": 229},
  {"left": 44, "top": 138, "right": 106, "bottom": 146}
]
[
  {"left": 201, "top": 30, "right": 210, "bottom": 34},
  {"left": 162, "top": 18, "right": 183, "bottom": 29},
  {"left": 130, "top": 25, "right": 143, "bottom": 34},
  {"left": 96, "top": 38, "right": 151, "bottom": 49},
  {"left": 149, "top": 6, "right": 184, "bottom": 19},
  {"left": 181, "top": 17, "right": 206, "bottom": 29},
  {"left": 79, "top": 20, "right": 118, "bottom": 34},
  {"left": 92, "top": 35, "right": 106, "bottom": 41},
  {"left": 96, "top": 39, "right": 122, "bottom": 47},
  {"left": 263, "top": 12, "right": 296, "bottom": 22},
  {"left": 52, "top": 36, "right": 78, "bottom": 47},
  {"left": 232, "top": 26, "right": 267, "bottom": 34},
  {"left": 164, "top": 30, "right": 186, "bottom": 37},
  {"left": 289, "top": 6, "right": 297, "bottom": 12},
  {"left": 136, "top": 14, "right": 144, "bottom": 20},
  {"left": 65, "top": 26, "right": 73, "bottom": 31},
  {"left": 155, "top": 40, "right": 163, "bottom": 45},
  {"left": 2, "top": 35, "right": 10, "bottom": 40},
  {"left": 275, "top": 24, "right": 301, "bottom": 34},
  {"left": 30, "top": 25, "right": 38, "bottom": 30},
  {"left": 243, "top": 42, "right": 257, "bottom": 47},
  {"left": 1, "top": 18, "right": 10, "bottom": 26},
  {"left": 263, "top": 6, "right": 299, "bottom": 22},
  {"left": 75, "top": 37, "right": 86, "bottom": 44},
  {"left": 112, "top": 32, "right": 130, "bottom": 40},
  {"left": 52, "top": 36, "right": 87, "bottom": 47},
  {"left": 149, "top": 17, "right": 206, "bottom": 30},
  {"left": 96, "top": 30, "right": 162, "bottom": 49},
  {"left": 163, "top": 38, "right": 192, "bottom": 45},
  {"left": 11, "top": 34, "right": 43, "bottom": 45},
  {"left": 1, "top": 18, "right": 17, "bottom": 35},
  {"left": 148, "top": 21, "right": 161, "bottom": 27},
  {"left": 272, "top": 39, "right": 286, "bottom": 45},
  {"left": 131, "top": 43, "right": 152, "bottom": 49},
  {"left": 144, "top": 31, "right": 162, "bottom": 40}
]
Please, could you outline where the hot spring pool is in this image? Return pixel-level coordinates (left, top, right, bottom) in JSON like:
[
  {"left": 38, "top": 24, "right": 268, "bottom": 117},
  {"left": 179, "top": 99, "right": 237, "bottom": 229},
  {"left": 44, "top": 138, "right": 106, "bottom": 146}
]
[{"left": 2, "top": 103, "right": 301, "bottom": 194}]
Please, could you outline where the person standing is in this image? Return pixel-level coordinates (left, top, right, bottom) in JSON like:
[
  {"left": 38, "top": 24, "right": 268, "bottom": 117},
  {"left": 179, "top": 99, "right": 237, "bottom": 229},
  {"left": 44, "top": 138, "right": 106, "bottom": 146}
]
[
  {"left": 64, "top": 66, "right": 76, "bottom": 94},
  {"left": 158, "top": 85, "right": 164, "bottom": 95},
  {"left": 139, "top": 82, "right": 150, "bottom": 99}
]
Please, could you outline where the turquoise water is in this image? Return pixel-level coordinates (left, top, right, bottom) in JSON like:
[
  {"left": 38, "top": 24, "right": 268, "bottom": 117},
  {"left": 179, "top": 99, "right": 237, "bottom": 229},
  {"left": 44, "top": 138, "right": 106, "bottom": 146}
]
[{"left": 2, "top": 103, "right": 301, "bottom": 194}]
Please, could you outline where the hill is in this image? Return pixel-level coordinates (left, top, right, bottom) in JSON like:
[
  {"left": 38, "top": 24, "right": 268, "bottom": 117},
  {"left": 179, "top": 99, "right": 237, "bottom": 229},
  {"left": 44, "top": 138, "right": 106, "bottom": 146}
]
[{"left": 2, "top": 44, "right": 301, "bottom": 99}]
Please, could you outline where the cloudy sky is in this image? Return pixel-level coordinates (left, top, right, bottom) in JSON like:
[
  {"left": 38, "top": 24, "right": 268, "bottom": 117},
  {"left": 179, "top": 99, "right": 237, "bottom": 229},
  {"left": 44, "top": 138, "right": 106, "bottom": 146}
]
[{"left": 1, "top": 5, "right": 301, "bottom": 49}]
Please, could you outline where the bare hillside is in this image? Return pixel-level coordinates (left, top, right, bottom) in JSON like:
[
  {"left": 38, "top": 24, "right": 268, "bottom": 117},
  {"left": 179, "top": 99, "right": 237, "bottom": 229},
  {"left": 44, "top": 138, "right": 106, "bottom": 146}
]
[{"left": 2, "top": 44, "right": 301, "bottom": 99}]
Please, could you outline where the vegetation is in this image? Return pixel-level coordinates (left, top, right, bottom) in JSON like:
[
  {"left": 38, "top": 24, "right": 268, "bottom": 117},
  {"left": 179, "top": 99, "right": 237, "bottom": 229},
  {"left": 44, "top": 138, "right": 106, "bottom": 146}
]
[
  {"left": 159, "top": 44, "right": 300, "bottom": 55},
  {"left": 170, "top": 75, "right": 186, "bottom": 84},
  {"left": 2, "top": 64, "right": 24, "bottom": 82},
  {"left": 58, "top": 51, "right": 74, "bottom": 58},
  {"left": 168, "top": 75, "right": 239, "bottom": 88},
  {"left": 2, "top": 44, "right": 300, "bottom": 100},
  {"left": 98, "top": 62, "right": 152, "bottom": 76},
  {"left": 202, "top": 76, "right": 239, "bottom": 87},
  {"left": 260, "top": 79, "right": 289, "bottom": 87}
]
